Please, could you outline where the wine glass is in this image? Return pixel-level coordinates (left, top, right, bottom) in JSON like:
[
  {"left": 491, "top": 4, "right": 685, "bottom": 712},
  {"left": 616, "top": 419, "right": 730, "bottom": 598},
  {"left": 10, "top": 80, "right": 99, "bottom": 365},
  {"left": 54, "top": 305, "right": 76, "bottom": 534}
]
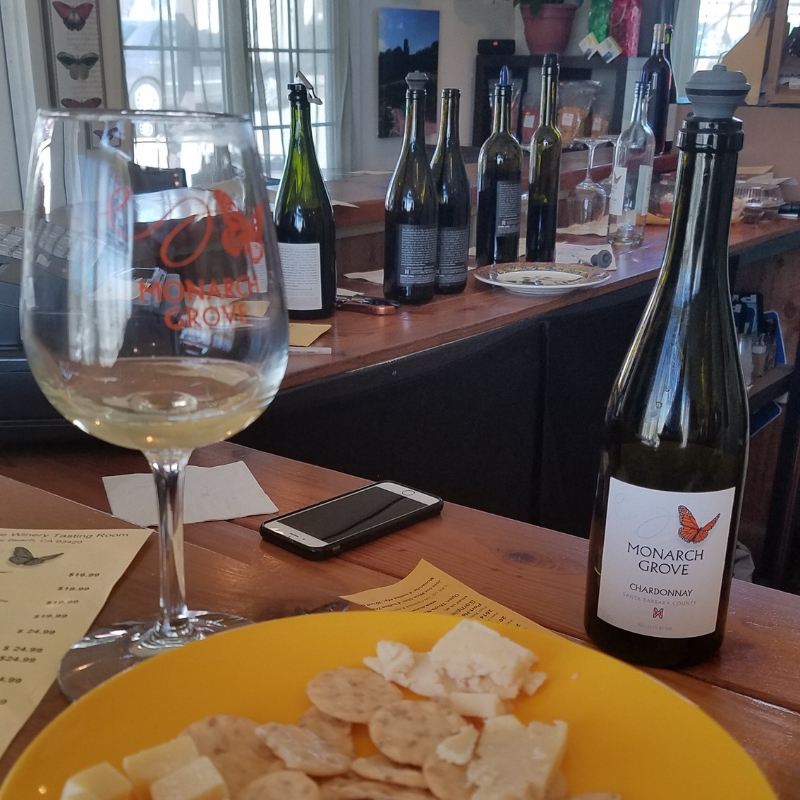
[
  {"left": 564, "top": 136, "right": 614, "bottom": 236},
  {"left": 21, "top": 109, "right": 289, "bottom": 699}
]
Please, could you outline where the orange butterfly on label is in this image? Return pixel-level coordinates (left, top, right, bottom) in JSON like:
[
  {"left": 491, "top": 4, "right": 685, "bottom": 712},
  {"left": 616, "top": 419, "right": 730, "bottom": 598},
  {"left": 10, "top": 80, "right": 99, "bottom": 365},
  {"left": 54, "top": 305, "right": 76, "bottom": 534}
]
[{"left": 677, "top": 505, "right": 720, "bottom": 544}]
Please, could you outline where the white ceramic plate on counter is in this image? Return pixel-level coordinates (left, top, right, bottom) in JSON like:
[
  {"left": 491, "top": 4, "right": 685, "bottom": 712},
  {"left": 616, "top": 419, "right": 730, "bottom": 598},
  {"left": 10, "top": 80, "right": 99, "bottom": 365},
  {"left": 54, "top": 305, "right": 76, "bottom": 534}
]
[{"left": 474, "top": 262, "right": 611, "bottom": 296}]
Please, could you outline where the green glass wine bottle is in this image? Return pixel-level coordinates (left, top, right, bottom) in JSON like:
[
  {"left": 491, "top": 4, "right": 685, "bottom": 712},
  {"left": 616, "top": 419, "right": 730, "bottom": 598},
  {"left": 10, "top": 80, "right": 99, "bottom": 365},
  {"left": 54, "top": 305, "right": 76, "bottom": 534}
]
[
  {"left": 526, "top": 53, "right": 561, "bottom": 263},
  {"left": 475, "top": 67, "right": 522, "bottom": 267},
  {"left": 384, "top": 72, "right": 438, "bottom": 305},
  {"left": 430, "top": 88, "right": 470, "bottom": 294},
  {"left": 274, "top": 76, "right": 336, "bottom": 319},
  {"left": 584, "top": 66, "right": 752, "bottom": 669}
]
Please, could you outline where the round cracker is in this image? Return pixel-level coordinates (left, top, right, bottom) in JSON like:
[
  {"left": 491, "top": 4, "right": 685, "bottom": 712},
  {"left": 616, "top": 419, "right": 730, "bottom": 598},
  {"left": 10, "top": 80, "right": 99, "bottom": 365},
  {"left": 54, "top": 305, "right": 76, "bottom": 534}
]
[
  {"left": 422, "top": 753, "right": 471, "bottom": 800},
  {"left": 351, "top": 755, "right": 428, "bottom": 788},
  {"left": 299, "top": 705, "right": 356, "bottom": 758},
  {"left": 369, "top": 701, "right": 466, "bottom": 767},
  {"left": 239, "top": 770, "right": 321, "bottom": 800},
  {"left": 257, "top": 722, "right": 351, "bottom": 777},
  {"left": 307, "top": 667, "right": 403, "bottom": 724},
  {"left": 319, "top": 776, "right": 434, "bottom": 800},
  {"left": 181, "top": 715, "right": 284, "bottom": 797}
]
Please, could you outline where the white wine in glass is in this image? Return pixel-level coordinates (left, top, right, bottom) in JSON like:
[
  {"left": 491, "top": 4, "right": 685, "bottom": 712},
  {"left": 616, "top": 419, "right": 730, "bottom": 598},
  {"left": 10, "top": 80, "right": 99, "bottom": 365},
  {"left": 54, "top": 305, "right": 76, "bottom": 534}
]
[{"left": 21, "top": 110, "right": 289, "bottom": 699}]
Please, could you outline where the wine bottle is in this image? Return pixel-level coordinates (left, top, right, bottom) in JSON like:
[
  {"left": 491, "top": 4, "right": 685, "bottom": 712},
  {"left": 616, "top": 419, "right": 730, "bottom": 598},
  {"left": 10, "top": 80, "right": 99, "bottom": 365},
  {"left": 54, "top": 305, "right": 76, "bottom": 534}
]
[
  {"left": 384, "top": 71, "right": 438, "bottom": 305},
  {"left": 607, "top": 81, "right": 655, "bottom": 248},
  {"left": 641, "top": 23, "right": 672, "bottom": 156},
  {"left": 475, "top": 67, "right": 523, "bottom": 267},
  {"left": 664, "top": 23, "right": 678, "bottom": 153},
  {"left": 274, "top": 76, "right": 336, "bottom": 319},
  {"left": 584, "top": 66, "right": 751, "bottom": 669},
  {"left": 526, "top": 54, "right": 562, "bottom": 263},
  {"left": 430, "top": 88, "right": 470, "bottom": 294}
]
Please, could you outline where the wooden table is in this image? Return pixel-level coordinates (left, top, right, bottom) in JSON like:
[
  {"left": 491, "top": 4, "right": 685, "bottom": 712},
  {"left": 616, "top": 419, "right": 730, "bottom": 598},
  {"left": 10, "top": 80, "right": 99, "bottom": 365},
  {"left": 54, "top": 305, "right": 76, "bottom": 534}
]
[{"left": 0, "top": 441, "right": 798, "bottom": 797}]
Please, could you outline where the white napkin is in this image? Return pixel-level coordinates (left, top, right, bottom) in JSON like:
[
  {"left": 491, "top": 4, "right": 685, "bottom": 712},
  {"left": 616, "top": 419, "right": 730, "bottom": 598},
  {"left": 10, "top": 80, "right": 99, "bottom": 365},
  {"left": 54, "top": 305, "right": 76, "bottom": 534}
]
[{"left": 103, "top": 462, "right": 277, "bottom": 527}]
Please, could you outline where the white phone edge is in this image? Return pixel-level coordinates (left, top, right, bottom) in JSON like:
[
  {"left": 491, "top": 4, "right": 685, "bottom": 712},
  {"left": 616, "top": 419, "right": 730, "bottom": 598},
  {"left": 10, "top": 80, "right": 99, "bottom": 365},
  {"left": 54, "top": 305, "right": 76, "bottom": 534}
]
[{"left": 264, "top": 481, "right": 441, "bottom": 548}]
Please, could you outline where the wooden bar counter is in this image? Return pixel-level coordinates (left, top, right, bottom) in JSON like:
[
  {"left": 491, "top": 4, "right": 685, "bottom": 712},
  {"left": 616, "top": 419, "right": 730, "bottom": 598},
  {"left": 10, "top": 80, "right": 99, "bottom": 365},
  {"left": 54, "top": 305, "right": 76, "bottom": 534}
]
[{"left": 0, "top": 441, "right": 798, "bottom": 797}]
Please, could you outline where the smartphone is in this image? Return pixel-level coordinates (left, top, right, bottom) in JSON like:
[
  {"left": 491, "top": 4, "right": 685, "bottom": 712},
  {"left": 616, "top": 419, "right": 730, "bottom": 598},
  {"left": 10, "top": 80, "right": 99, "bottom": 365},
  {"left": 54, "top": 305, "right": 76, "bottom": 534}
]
[{"left": 259, "top": 481, "right": 443, "bottom": 560}]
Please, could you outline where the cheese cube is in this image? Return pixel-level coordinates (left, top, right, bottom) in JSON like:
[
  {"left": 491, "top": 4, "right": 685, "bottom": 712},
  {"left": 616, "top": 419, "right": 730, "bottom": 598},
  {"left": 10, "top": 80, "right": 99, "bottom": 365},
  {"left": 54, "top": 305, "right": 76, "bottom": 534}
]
[
  {"left": 122, "top": 736, "right": 200, "bottom": 800},
  {"left": 436, "top": 725, "right": 480, "bottom": 765},
  {"left": 149, "top": 756, "right": 229, "bottom": 800},
  {"left": 466, "top": 715, "right": 568, "bottom": 800},
  {"left": 61, "top": 762, "right": 132, "bottom": 800},
  {"left": 446, "top": 691, "right": 510, "bottom": 718},
  {"left": 429, "top": 620, "right": 537, "bottom": 699}
]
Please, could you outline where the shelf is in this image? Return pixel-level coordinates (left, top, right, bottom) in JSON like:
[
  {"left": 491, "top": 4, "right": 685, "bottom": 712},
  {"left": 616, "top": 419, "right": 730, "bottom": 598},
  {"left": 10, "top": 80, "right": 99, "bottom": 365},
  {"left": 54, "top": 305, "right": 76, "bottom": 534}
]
[
  {"left": 472, "top": 55, "right": 632, "bottom": 147},
  {"left": 748, "top": 364, "right": 793, "bottom": 414}
]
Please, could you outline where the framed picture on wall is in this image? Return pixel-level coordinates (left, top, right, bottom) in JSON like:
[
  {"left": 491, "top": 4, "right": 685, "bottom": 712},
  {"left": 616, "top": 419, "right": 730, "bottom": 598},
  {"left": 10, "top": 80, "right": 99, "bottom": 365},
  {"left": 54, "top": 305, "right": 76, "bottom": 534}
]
[
  {"left": 378, "top": 7, "right": 440, "bottom": 138},
  {"left": 45, "top": 1, "right": 107, "bottom": 109}
]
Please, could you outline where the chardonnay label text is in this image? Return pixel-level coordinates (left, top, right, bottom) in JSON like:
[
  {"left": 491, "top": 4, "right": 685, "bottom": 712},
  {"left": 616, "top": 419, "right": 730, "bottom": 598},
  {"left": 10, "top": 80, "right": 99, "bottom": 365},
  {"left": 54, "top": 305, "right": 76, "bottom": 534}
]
[
  {"left": 494, "top": 181, "right": 521, "bottom": 236},
  {"left": 597, "top": 478, "right": 735, "bottom": 639}
]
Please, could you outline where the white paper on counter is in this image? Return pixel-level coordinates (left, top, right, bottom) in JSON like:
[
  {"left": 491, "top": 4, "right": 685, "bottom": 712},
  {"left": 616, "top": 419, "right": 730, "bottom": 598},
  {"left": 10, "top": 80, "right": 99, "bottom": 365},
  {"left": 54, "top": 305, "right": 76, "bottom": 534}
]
[
  {"left": 343, "top": 269, "right": 383, "bottom": 284},
  {"left": 103, "top": 462, "right": 278, "bottom": 528},
  {"left": 0, "top": 525, "right": 150, "bottom": 758}
]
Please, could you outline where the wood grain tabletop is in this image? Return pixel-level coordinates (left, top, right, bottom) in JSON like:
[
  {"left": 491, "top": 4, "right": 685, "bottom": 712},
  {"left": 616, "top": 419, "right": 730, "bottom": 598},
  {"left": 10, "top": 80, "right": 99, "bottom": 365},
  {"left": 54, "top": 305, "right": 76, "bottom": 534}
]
[{"left": 0, "top": 441, "right": 798, "bottom": 798}]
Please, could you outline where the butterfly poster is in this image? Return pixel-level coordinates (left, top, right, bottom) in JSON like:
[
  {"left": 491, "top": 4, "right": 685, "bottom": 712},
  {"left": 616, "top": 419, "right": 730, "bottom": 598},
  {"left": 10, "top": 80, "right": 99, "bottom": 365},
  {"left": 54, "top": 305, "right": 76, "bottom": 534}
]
[{"left": 47, "top": 1, "right": 106, "bottom": 110}]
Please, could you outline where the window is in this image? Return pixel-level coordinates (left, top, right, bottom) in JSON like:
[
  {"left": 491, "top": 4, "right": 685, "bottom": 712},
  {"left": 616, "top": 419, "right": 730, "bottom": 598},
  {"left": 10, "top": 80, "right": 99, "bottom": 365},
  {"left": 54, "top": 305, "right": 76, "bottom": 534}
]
[
  {"left": 692, "top": 0, "right": 800, "bottom": 74},
  {"left": 119, "top": 0, "right": 339, "bottom": 178}
]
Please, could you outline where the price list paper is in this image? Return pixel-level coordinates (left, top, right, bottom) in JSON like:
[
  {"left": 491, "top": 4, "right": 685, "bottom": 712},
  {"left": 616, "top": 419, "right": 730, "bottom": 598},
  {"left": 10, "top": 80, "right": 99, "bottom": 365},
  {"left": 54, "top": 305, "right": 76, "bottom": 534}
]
[{"left": 0, "top": 526, "right": 150, "bottom": 757}]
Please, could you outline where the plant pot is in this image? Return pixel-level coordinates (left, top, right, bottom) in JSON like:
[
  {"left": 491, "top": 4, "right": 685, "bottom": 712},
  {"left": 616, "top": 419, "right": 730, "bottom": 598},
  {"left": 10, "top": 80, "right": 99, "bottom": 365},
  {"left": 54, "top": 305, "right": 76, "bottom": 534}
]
[{"left": 520, "top": 5, "right": 577, "bottom": 55}]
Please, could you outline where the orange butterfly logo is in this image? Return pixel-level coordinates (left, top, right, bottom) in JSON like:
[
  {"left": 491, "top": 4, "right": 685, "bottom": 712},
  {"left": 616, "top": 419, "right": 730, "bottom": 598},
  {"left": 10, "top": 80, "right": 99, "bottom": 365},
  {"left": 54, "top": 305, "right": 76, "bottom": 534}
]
[
  {"left": 214, "top": 190, "right": 266, "bottom": 262},
  {"left": 678, "top": 505, "right": 720, "bottom": 544}
]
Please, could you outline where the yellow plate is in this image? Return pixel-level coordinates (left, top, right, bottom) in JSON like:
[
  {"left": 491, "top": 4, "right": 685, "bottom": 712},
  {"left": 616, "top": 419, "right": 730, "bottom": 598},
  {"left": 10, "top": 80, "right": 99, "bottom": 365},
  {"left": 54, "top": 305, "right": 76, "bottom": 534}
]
[{"left": 0, "top": 612, "right": 776, "bottom": 799}]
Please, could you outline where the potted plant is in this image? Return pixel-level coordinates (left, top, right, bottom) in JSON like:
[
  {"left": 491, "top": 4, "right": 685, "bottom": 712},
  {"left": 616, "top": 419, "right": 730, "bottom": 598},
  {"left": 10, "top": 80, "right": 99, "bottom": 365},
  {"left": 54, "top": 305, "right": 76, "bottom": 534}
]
[{"left": 509, "top": 0, "right": 578, "bottom": 55}]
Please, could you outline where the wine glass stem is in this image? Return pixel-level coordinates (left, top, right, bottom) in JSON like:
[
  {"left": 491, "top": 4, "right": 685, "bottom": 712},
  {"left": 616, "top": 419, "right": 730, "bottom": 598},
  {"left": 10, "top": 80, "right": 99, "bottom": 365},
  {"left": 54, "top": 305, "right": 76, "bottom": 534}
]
[
  {"left": 146, "top": 449, "right": 194, "bottom": 646},
  {"left": 586, "top": 142, "right": 597, "bottom": 181}
]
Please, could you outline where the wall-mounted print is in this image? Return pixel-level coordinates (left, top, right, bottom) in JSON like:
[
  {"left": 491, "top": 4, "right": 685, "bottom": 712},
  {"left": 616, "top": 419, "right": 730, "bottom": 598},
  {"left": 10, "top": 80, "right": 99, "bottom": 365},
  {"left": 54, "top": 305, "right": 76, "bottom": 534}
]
[
  {"left": 47, "top": 1, "right": 107, "bottom": 109},
  {"left": 378, "top": 7, "right": 439, "bottom": 138}
]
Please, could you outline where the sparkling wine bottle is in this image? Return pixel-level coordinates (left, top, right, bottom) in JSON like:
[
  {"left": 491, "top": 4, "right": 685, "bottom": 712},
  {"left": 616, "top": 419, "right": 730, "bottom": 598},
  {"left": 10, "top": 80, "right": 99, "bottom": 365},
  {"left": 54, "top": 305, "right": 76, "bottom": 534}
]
[
  {"left": 608, "top": 81, "right": 655, "bottom": 248},
  {"left": 525, "top": 54, "right": 562, "bottom": 263},
  {"left": 384, "top": 71, "right": 438, "bottom": 305},
  {"left": 584, "top": 66, "right": 751, "bottom": 669},
  {"left": 475, "top": 67, "right": 523, "bottom": 267},
  {"left": 430, "top": 88, "right": 470, "bottom": 294},
  {"left": 641, "top": 23, "right": 672, "bottom": 156},
  {"left": 274, "top": 75, "right": 336, "bottom": 319}
]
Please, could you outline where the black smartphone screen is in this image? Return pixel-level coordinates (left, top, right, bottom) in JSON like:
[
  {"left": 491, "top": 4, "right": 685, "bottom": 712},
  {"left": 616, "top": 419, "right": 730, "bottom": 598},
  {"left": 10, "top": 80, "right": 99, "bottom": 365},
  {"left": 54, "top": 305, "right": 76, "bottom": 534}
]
[{"left": 280, "top": 486, "right": 429, "bottom": 543}]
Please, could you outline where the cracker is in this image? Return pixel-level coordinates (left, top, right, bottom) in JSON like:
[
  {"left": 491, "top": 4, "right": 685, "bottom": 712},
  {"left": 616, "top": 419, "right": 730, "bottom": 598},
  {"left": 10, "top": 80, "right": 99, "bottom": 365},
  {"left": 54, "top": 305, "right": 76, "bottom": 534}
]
[
  {"left": 238, "top": 770, "right": 321, "bottom": 800},
  {"left": 181, "top": 715, "right": 284, "bottom": 797},
  {"left": 307, "top": 667, "right": 404, "bottom": 723},
  {"left": 299, "top": 705, "right": 356, "bottom": 758},
  {"left": 351, "top": 755, "right": 428, "bottom": 788},
  {"left": 421, "top": 753, "right": 471, "bottom": 800},
  {"left": 368, "top": 701, "right": 466, "bottom": 767},
  {"left": 256, "top": 722, "right": 351, "bottom": 777},
  {"left": 319, "top": 776, "right": 434, "bottom": 800}
]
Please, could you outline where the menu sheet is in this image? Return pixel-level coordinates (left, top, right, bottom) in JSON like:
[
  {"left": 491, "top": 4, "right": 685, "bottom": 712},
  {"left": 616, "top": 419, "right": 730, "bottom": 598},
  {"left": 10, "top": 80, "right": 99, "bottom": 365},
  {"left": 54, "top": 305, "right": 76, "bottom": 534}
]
[
  {"left": 0, "top": 526, "right": 150, "bottom": 757},
  {"left": 340, "top": 559, "right": 547, "bottom": 632}
]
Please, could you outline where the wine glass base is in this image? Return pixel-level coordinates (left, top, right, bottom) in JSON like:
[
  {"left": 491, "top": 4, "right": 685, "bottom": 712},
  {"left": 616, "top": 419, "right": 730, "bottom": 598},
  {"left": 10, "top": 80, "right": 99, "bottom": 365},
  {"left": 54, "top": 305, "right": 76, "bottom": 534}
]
[{"left": 57, "top": 611, "right": 251, "bottom": 701}]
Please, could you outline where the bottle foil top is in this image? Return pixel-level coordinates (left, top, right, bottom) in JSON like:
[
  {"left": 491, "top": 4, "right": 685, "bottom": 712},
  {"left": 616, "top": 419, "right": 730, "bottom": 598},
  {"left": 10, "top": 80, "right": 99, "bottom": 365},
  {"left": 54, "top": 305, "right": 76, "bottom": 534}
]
[
  {"left": 684, "top": 65, "right": 749, "bottom": 119},
  {"left": 406, "top": 72, "right": 428, "bottom": 91}
]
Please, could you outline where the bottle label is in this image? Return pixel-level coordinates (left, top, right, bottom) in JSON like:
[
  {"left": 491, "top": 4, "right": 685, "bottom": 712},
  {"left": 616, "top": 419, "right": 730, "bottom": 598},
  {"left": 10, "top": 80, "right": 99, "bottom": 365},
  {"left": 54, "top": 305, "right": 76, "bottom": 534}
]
[
  {"left": 597, "top": 478, "right": 735, "bottom": 639},
  {"left": 635, "top": 165, "right": 653, "bottom": 214},
  {"left": 495, "top": 181, "right": 521, "bottom": 236},
  {"left": 277, "top": 242, "right": 322, "bottom": 311},
  {"left": 396, "top": 224, "right": 438, "bottom": 286},
  {"left": 666, "top": 104, "right": 677, "bottom": 145},
  {"left": 608, "top": 167, "right": 627, "bottom": 216},
  {"left": 437, "top": 225, "right": 470, "bottom": 286}
]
